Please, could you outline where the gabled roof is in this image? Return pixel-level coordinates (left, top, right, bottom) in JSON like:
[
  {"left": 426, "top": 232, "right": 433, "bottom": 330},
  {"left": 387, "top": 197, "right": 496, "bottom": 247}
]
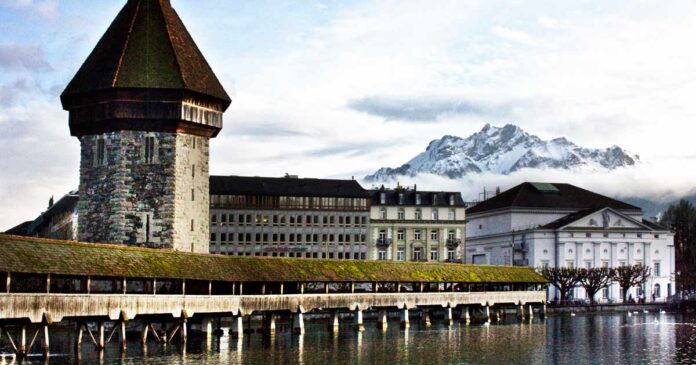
[
  {"left": 369, "top": 189, "right": 466, "bottom": 207},
  {"left": 0, "top": 235, "right": 546, "bottom": 284},
  {"left": 540, "top": 207, "right": 653, "bottom": 230},
  {"left": 4, "top": 221, "right": 33, "bottom": 236},
  {"left": 467, "top": 182, "right": 642, "bottom": 214},
  {"left": 61, "top": 0, "right": 230, "bottom": 105},
  {"left": 210, "top": 176, "right": 370, "bottom": 198}
]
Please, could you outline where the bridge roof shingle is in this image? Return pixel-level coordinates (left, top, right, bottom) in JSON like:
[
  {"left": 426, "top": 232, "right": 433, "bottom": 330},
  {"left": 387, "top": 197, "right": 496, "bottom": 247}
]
[{"left": 0, "top": 235, "right": 545, "bottom": 284}]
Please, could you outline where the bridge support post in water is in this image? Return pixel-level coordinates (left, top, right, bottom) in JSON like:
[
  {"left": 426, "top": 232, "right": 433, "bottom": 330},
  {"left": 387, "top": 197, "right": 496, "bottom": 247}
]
[
  {"left": 422, "top": 309, "right": 432, "bottom": 327},
  {"left": 230, "top": 315, "right": 244, "bottom": 338},
  {"left": 445, "top": 307, "right": 453, "bottom": 326},
  {"left": 119, "top": 319, "right": 127, "bottom": 351},
  {"left": 263, "top": 313, "right": 277, "bottom": 334},
  {"left": 203, "top": 318, "right": 214, "bottom": 342},
  {"left": 378, "top": 310, "right": 388, "bottom": 330},
  {"left": 141, "top": 322, "right": 149, "bottom": 345},
  {"left": 293, "top": 312, "right": 305, "bottom": 334},
  {"left": 484, "top": 305, "right": 491, "bottom": 323},
  {"left": 541, "top": 303, "right": 547, "bottom": 319},
  {"left": 460, "top": 306, "right": 471, "bottom": 324},
  {"left": 354, "top": 309, "right": 365, "bottom": 332},
  {"left": 331, "top": 311, "right": 340, "bottom": 332},
  {"left": 74, "top": 322, "right": 84, "bottom": 353},
  {"left": 400, "top": 308, "right": 410, "bottom": 328},
  {"left": 181, "top": 317, "right": 188, "bottom": 345},
  {"left": 98, "top": 321, "right": 105, "bottom": 349},
  {"left": 517, "top": 304, "right": 525, "bottom": 320},
  {"left": 528, "top": 305, "right": 534, "bottom": 319},
  {"left": 17, "top": 325, "right": 26, "bottom": 358},
  {"left": 41, "top": 323, "right": 49, "bottom": 358}
]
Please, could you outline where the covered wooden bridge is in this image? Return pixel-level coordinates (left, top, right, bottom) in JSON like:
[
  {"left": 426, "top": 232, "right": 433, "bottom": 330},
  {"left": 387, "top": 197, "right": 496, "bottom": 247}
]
[{"left": 0, "top": 234, "right": 546, "bottom": 358}]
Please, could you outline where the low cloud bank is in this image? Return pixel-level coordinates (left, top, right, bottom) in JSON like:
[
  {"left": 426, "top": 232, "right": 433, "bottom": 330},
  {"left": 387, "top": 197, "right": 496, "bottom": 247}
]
[{"left": 359, "top": 159, "right": 696, "bottom": 208}]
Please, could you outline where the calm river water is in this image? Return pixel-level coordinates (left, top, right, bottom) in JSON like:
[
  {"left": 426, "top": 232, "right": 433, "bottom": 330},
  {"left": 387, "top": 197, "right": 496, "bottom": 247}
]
[{"left": 3, "top": 312, "right": 696, "bottom": 364}]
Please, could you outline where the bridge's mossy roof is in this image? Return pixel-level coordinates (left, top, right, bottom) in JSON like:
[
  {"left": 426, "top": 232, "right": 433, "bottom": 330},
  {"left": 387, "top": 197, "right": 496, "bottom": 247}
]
[{"left": 0, "top": 235, "right": 545, "bottom": 284}]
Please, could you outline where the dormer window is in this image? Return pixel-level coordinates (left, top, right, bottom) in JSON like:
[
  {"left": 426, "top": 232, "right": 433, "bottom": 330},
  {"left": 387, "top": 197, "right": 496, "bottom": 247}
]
[
  {"left": 432, "top": 193, "right": 437, "bottom": 205},
  {"left": 380, "top": 193, "right": 386, "bottom": 204},
  {"left": 415, "top": 194, "right": 421, "bottom": 205},
  {"left": 449, "top": 195, "right": 455, "bottom": 206},
  {"left": 398, "top": 193, "right": 404, "bottom": 204}
]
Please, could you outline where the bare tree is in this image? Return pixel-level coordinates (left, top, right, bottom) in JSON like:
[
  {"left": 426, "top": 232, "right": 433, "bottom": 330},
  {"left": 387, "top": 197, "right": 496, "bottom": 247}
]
[
  {"left": 613, "top": 265, "right": 651, "bottom": 302},
  {"left": 661, "top": 200, "right": 696, "bottom": 291},
  {"left": 578, "top": 267, "right": 615, "bottom": 304},
  {"left": 539, "top": 267, "right": 581, "bottom": 303}
]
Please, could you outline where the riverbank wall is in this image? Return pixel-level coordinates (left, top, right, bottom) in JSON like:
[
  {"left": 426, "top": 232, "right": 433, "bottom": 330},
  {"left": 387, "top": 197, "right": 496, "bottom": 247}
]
[{"left": 548, "top": 303, "right": 669, "bottom": 314}]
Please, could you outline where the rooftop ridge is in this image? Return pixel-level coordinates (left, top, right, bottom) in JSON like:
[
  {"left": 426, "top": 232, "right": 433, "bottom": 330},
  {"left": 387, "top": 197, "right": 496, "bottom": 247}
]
[{"left": 61, "top": 0, "right": 230, "bottom": 104}]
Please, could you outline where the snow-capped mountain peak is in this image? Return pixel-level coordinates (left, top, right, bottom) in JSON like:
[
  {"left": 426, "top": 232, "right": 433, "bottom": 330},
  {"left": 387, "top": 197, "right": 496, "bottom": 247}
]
[{"left": 365, "top": 124, "right": 639, "bottom": 181}]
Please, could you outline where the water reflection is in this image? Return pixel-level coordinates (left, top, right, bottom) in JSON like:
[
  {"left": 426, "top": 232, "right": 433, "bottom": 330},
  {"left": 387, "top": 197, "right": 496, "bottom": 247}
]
[{"left": 3, "top": 313, "right": 696, "bottom": 364}]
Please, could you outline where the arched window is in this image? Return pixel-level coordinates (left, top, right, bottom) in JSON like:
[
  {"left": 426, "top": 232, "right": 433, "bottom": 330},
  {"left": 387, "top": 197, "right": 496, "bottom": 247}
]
[
  {"left": 415, "top": 209, "right": 422, "bottom": 220},
  {"left": 448, "top": 209, "right": 456, "bottom": 220},
  {"left": 398, "top": 208, "right": 405, "bottom": 220},
  {"left": 379, "top": 208, "right": 387, "bottom": 219},
  {"left": 431, "top": 209, "right": 438, "bottom": 220}
]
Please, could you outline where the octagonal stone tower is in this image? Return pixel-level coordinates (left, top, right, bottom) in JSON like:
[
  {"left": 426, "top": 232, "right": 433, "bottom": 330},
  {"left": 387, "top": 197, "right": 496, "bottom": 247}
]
[{"left": 61, "top": 0, "right": 231, "bottom": 252}]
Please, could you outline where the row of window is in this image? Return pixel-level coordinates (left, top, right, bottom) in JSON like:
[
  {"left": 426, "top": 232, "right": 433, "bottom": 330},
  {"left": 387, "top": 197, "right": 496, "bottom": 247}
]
[
  {"left": 378, "top": 229, "right": 457, "bottom": 242},
  {"left": 211, "top": 213, "right": 368, "bottom": 227},
  {"left": 182, "top": 103, "right": 222, "bottom": 128},
  {"left": 378, "top": 208, "right": 458, "bottom": 221},
  {"left": 93, "top": 136, "right": 159, "bottom": 167},
  {"left": 212, "top": 251, "right": 368, "bottom": 260},
  {"left": 377, "top": 248, "right": 457, "bottom": 261},
  {"left": 544, "top": 261, "right": 662, "bottom": 276},
  {"left": 567, "top": 232, "right": 660, "bottom": 239},
  {"left": 92, "top": 135, "right": 207, "bottom": 167},
  {"left": 211, "top": 195, "right": 369, "bottom": 211},
  {"left": 210, "top": 232, "right": 367, "bottom": 244},
  {"left": 378, "top": 192, "right": 458, "bottom": 206}
]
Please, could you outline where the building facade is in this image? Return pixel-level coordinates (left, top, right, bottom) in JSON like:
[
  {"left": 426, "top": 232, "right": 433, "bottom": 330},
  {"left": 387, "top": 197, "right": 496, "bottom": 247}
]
[
  {"left": 466, "top": 182, "right": 675, "bottom": 302},
  {"left": 368, "top": 188, "right": 467, "bottom": 262},
  {"left": 59, "top": 0, "right": 231, "bottom": 252},
  {"left": 6, "top": 193, "right": 79, "bottom": 241},
  {"left": 209, "top": 176, "right": 371, "bottom": 259}
]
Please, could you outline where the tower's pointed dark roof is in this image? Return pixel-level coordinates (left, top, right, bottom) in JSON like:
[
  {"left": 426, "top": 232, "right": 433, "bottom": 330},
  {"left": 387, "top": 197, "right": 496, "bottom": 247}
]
[{"left": 61, "top": 0, "right": 230, "bottom": 106}]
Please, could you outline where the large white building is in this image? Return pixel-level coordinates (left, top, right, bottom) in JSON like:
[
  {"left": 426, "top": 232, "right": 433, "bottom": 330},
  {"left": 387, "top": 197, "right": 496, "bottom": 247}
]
[{"left": 466, "top": 182, "right": 675, "bottom": 303}]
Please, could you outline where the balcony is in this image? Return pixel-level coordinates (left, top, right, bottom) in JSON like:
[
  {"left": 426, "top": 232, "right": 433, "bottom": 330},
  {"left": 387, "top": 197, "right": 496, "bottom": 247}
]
[
  {"left": 512, "top": 242, "right": 526, "bottom": 251},
  {"left": 375, "top": 238, "right": 392, "bottom": 249},
  {"left": 446, "top": 238, "right": 462, "bottom": 249}
]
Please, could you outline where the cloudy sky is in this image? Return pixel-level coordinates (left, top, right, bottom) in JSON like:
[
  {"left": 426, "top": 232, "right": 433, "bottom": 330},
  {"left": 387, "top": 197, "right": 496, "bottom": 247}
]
[{"left": 1, "top": 0, "right": 696, "bottom": 229}]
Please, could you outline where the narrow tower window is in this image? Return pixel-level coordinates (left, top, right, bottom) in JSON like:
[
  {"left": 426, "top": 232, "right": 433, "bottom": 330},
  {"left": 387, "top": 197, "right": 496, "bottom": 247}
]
[
  {"left": 96, "top": 138, "right": 106, "bottom": 166},
  {"left": 145, "top": 214, "right": 151, "bottom": 243},
  {"left": 192, "top": 164, "right": 196, "bottom": 178},
  {"left": 144, "top": 136, "right": 156, "bottom": 163},
  {"left": 191, "top": 189, "right": 195, "bottom": 201}
]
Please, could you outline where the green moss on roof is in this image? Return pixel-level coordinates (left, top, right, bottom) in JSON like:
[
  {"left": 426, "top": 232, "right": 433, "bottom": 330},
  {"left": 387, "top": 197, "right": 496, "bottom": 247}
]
[{"left": 0, "top": 235, "right": 545, "bottom": 284}]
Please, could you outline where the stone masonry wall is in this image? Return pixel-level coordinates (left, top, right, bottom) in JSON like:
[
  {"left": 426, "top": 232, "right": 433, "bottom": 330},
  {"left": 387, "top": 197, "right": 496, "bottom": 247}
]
[
  {"left": 172, "top": 134, "right": 210, "bottom": 253},
  {"left": 78, "top": 131, "right": 210, "bottom": 252}
]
